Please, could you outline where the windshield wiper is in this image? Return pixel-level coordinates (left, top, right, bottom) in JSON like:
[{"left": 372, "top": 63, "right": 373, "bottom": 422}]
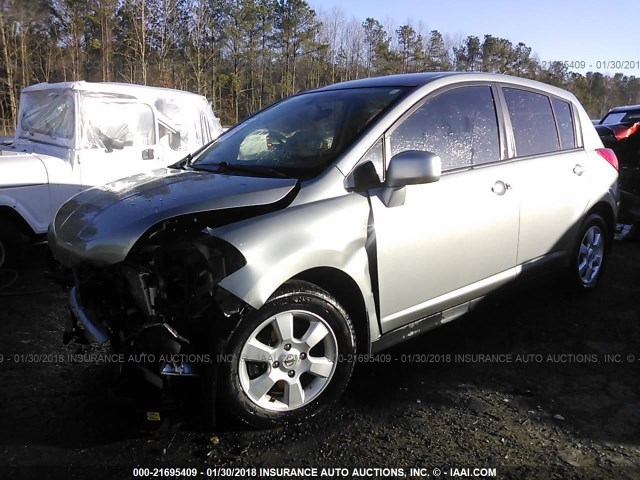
[{"left": 193, "top": 161, "right": 291, "bottom": 178}]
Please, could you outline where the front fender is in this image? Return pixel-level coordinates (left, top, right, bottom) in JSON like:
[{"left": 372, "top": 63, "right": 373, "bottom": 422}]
[
  {"left": 0, "top": 187, "right": 51, "bottom": 234},
  {"left": 215, "top": 193, "right": 377, "bottom": 325}
]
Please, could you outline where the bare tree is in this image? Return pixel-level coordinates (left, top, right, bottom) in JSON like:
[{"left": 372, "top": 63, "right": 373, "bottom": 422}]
[
  {"left": 129, "top": 0, "right": 148, "bottom": 84},
  {"left": 0, "top": 2, "right": 18, "bottom": 121},
  {"left": 149, "top": 0, "right": 181, "bottom": 86}
]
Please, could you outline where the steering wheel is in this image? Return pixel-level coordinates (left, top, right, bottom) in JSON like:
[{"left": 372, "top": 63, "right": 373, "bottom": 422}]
[{"left": 268, "top": 130, "right": 287, "bottom": 147}]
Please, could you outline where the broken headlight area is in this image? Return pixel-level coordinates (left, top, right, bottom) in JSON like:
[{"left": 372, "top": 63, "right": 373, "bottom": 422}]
[{"left": 68, "top": 228, "right": 249, "bottom": 393}]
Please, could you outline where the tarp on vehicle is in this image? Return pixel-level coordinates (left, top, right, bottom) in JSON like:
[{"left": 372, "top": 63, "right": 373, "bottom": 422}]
[{"left": 15, "top": 81, "right": 223, "bottom": 153}]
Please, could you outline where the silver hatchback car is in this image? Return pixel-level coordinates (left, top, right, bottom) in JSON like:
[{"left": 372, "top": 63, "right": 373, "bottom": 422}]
[{"left": 49, "top": 72, "right": 619, "bottom": 427}]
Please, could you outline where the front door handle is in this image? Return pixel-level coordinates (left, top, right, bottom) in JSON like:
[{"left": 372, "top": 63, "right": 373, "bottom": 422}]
[
  {"left": 573, "top": 164, "right": 585, "bottom": 176},
  {"left": 492, "top": 180, "right": 512, "bottom": 196}
]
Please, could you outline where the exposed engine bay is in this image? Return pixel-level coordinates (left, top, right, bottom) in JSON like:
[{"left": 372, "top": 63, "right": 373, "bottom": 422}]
[{"left": 68, "top": 219, "right": 249, "bottom": 394}]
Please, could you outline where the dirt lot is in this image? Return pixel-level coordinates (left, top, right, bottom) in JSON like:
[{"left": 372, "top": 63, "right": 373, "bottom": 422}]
[{"left": 0, "top": 240, "right": 639, "bottom": 480}]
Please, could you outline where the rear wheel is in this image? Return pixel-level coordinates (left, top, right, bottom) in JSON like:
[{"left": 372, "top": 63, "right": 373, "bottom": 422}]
[
  {"left": 218, "top": 280, "right": 356, "bottom": 427},
  {"left": 570, "top": 214, "right": 608, "bottom": 290}
]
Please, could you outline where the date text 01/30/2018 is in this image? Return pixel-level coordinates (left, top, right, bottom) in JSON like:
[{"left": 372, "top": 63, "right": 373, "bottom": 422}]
[{"left": 540, "top": 60, "right": 640, "bottom": 70}]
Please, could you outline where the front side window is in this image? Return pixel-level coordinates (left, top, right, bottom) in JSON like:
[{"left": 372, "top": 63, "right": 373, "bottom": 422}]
[
  {"left": 389, "top": 86, "right": 500, "bottom": 171},
  {"left": 194, "top": 87, "right": 408, "bottom": 179},
  {"left": 81, "top": 96, "right": 156, "bottom": 151},
  {"left": 155, "top": 97, "right": 197, "bottom": 151},
  {"left": 503, "top": 87, "right": 560, "bottom": 157}
]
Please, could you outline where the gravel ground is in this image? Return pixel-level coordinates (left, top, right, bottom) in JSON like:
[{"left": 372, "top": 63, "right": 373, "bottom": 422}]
[{"left": 0, "top": 241, "right": 639, "bottom": 480}]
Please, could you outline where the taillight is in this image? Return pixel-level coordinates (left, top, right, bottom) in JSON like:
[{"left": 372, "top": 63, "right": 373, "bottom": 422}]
[
  {"left": 596, "top": 148, "right": 619, "bottom": 171},
  {"left": 613, "top": 122, "right": 640, "bottom": 141}
]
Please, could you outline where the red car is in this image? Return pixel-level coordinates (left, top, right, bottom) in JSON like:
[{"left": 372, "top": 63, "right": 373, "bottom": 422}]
[{"left": 595, "top": 105, "right": 640, "bottom": 229}]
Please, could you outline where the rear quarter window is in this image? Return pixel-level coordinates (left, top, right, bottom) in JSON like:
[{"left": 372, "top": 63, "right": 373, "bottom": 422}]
[
  {"left": 503, "top": 87, "right": 560, "bottom": 157},
  {"left": 551, "top": 98, "right": 576, "bottom": 150}
]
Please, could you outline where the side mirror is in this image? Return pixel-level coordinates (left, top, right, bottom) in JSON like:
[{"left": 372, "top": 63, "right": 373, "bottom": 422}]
[
  {"left": 169, "top": 132, "right": 182, "bottom": 149},
  {"left": 386, "top": 150, "right": 441, "bottom": 187}
]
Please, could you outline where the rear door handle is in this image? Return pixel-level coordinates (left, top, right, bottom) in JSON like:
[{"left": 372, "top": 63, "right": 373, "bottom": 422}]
[
  {"left": 492, "top": 180, "right": 512, "bottom": 196},
  {"left": 573, "top": 164, "right": 585, "bottom": 176}
]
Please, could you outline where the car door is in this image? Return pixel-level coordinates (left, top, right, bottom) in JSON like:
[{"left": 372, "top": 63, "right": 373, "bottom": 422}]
[
  {"left": 499, "top": 87, "right": 591, "bottom": 266},
  {"left": 370, "top": 85, "right": 520, "bottom": 333},
  {"left": 78, "top": 100, "right": 166, "bottom": 188}
]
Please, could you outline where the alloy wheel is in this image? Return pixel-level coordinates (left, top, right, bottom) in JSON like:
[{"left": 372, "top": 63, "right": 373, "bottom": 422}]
[
  {"left": 238, "top": 309, "right": 338, "bottom": 412},
  {"left": 577, "top": 225, "right": 604, "bottom": 287}
]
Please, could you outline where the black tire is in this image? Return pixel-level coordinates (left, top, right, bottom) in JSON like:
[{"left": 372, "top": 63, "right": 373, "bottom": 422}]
[
  {"left": 0, "top": 218, "right": 24, "bottom": 269},
  {"left": 218, "top": 280, "right": 356, "bottom": 428},
  {"left": 569, "top": 214, "right": 609, "bottom": 291}
]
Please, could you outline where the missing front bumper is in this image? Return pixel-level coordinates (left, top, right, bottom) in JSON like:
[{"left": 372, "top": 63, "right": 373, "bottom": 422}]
[{"left": 66, "top": 286, "right": 109, "bottom": 344}]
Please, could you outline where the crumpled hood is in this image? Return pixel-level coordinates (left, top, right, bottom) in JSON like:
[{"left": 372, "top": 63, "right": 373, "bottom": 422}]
[
  {"left": 0, "top": 150, "right": 48, "bottom": 187},
  {"left": 49, "top": 167, "right": 297, "bottom": 266}
]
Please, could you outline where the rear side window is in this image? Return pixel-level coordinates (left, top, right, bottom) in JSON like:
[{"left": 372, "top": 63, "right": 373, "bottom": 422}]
[
  {"left": 503, "top": 88, "right": 559, "bottom": 157},
  {"left": 552, "top": 98, "right": 576, "bottom": 149}
]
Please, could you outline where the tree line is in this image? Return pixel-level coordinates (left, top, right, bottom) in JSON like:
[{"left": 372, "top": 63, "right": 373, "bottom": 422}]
[{"left": 1, "top": 0, "right": 639, "bottom": 128}]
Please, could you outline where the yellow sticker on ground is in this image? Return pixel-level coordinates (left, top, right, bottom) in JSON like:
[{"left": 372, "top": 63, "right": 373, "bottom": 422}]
[{"left": 146, "top": 411, "right": 161, "bottom": 422}]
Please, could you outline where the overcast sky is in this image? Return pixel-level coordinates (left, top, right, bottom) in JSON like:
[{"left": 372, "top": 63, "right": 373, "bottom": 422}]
[{"left": 309, "top": 0, "right": 640, "bottom": 77}]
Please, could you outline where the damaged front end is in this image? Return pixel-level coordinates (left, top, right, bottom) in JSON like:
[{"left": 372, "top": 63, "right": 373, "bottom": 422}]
[
  {"left": 48, "top": 168, "right": 299, "bottom": 409},
  {"left": 66, "top": 219, "right": 251, "bottom": 398}
]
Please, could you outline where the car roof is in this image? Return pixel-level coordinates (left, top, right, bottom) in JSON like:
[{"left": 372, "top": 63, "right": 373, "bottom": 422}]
[
  {"left": 21, "top": 80, "right": 207, "bottom": 101},
  {"left": 606, "top": 104, "right": 640, "bottom": 113},
  {"left": 311, "top": 72, "right": 576, "bottom": 100},
  {"left": 315, "top": 72, "right": 462, "bottom": 90}
]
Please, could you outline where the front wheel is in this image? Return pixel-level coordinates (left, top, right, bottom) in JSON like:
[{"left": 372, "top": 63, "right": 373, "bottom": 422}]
[
  {"left": 0, "top": 218, "right": 24, "bottom": 269},
  {"left": 569, "top": 214, "right": 608, "bottom": 291},
  {"left": 218, "top": 280, "right": 356, "bottom": 428}
]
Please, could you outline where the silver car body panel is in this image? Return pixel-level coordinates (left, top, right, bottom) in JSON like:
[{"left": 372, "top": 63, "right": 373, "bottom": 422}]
[
  {"left": 0, "top": 151, "right": 53, "bottom": 233},
  {"left": 379, "top": 266, "right": 521, "bottom": 334},
  {"left": 214, "top": 166, "right": 381, "bottom": 341},
  {"left": 371, "top": 163, "right": 520, "bottom": 332},
  {"left": 49, "top": 168, "right": 297, "bottom": 266}
]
